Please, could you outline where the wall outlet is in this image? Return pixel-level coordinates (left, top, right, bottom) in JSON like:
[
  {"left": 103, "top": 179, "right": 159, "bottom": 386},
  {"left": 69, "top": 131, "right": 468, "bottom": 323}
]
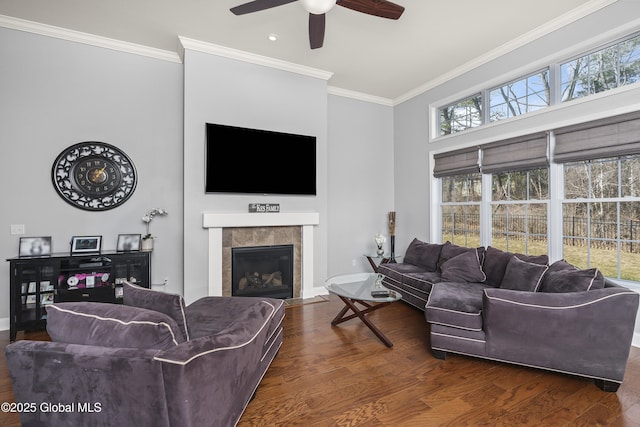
[
  {"left": 163, "top": 277, "right": 169, "bottom": 286},
  {"left": 10, "top": 224, "right": 25, "bottom": 235}
]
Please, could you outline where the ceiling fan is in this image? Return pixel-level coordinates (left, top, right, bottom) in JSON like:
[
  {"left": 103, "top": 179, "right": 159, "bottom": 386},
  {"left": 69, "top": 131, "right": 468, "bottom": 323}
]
[{"left": 230, "top": 0, "right": 405, "bottom": 49}]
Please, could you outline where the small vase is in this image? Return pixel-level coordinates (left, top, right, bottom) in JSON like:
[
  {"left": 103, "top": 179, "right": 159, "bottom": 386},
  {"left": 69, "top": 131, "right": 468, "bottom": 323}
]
[
  {"left": 141, "top": 238, "right": 154, "bottom": 251},
  {"left": 376, "top": 247, "right": 384, "bottom": 257}
]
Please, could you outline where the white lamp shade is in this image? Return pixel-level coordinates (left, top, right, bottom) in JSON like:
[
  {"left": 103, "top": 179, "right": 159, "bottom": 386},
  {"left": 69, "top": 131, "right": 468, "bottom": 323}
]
[{"left": 299, "top": 0, "right": 337, "bottom": 14}]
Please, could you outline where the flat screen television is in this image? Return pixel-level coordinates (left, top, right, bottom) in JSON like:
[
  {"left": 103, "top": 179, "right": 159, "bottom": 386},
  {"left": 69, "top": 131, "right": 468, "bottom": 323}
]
[{"left": 205, "top": 123, "right": 317, "bottom": 195}]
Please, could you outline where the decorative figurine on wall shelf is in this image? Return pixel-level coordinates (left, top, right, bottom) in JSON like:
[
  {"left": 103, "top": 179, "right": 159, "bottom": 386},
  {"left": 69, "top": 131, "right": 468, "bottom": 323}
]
[{"left": 141, "top": 208, "right": 168, "bottom": 251}]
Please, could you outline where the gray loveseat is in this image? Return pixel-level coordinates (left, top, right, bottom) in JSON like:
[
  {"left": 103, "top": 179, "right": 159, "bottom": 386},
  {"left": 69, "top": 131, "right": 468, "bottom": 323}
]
[
  {"left": 5, "top": 282, "right": 285, "bottom": 426},
  {"left": 379, "top": 238, "right": 639, "bottom": 392}
]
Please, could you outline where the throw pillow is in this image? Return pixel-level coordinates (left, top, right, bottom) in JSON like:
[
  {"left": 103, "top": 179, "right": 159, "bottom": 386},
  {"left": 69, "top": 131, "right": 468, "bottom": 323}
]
[
  {"left": 500, "top": 256, "right": 549, "bottom": 292},
  {"left": 483, "top": 246, "right": 549, "bottom": 287},
  {"left": 440, "top": 249, "right": 486, "bottom": 283},
  {"left": 437, "top": 242, "right": 486, "bottom": 272},
  {"left": 547, "top": 259, "right": 578, "bottom": 272},
  {"left": 123, "top": 281, "right": 190, "bottom": 341},
  {"left": 403, "top": 238, "right": 442, "bottom": 272},
  {"left": 539, "top": 268, "right": 605, "bottom": 293},
  {"left": 46, "top": 302, "right": 185, "bottom": 350}
]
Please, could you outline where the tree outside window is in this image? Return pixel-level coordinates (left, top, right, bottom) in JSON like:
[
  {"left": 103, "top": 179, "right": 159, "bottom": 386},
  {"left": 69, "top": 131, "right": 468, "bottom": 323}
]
[
  {"left": 563, "top": 156, "right": 640, "bottom": 281},
  {"left": 439, "top": 95, "right": 482, "bottom": 136},
  {"left": 561, "top": 33, "right": 640, "bottom": 102},
  {"left": 491, "top": 169, "right": 549, "bottom": 255}
]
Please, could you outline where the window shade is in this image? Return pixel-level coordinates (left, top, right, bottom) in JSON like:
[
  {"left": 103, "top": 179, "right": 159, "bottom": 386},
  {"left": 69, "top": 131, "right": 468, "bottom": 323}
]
[
  {"left": 433, "top": 146, "right": 480, "bottom": 178},
  {"left": 554, "top": 110, "right": 640, "bottom": 163},
  {"left": 481, "top": 132, "right": 548, "bottom": 173}
]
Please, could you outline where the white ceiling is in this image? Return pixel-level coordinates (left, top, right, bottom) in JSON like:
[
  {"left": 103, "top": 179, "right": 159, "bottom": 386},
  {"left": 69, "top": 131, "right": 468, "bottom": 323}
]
[{"left": 0, "top": 0, "right": 605, "bottom": 101}]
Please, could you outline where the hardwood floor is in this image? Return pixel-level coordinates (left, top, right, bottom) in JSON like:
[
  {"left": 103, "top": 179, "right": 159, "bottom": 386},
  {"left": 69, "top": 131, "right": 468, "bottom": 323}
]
[{"left": 1, "top": 296, "right": 639, "bottom": 426}]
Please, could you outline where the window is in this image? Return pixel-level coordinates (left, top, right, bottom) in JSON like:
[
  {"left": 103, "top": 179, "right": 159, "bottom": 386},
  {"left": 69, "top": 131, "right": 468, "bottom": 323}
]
[
  {"left": 561, "top": 33, "right": 640, "bottom": 102},
  {"left": 441, "top": 173, "right": 482, "bottom": 247},
  {"left": 491, "top": 169, "right": 548, "bottom": 255},
  {"left": 562, "top": 156, "right": 640, "bottom": 281},
  {"left": 438, "top": 94, "right": 482, "bottom": 136},
  {"left": 489, "top": 70, "right": 550, "bottom": 122},
  {"left": 435, "top": 31, "right": 640, "bottom": 137}
]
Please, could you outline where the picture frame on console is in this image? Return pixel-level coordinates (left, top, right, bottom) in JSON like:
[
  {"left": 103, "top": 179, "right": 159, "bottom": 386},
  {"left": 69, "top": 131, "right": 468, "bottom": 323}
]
[
  {"left": 70, "top": 235, "right": 102, "bottom": 255},
  {"left": 18, "top": 236, "right": 52, "bottom": 258},
  {"left": 117, "top": 234, "right": 141, "bottom": 252}
]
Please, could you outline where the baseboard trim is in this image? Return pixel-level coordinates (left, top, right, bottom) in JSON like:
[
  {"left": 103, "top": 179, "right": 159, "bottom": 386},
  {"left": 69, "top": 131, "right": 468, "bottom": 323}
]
[{"left": 0, "top": 317, "right": 9, "bottom": 332}]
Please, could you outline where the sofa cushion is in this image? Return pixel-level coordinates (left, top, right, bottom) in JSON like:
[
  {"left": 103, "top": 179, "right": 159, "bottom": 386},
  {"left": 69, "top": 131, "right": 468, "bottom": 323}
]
[
  {"left": 539, "top": 267, "right": 605, "bottom": 293},
  {"left": 440, "top": 249, "right": 486, "bottom": 283},
  {"left": 403, "top": 238, "right": 442, "bottom": 272},
  {"left": 403, "top": 271, "right": 441, "bottom": 292},
  {"left": 425, "top": 282, "right": 491, "bottom": 331},
  {"left": 378, "top": 262, "right": 425, "bottom": 283},
  {"left": 46, "top": 302, "right": 185, "bottom": 350},
  {"left": 123, "top": 281, "right": 190, "bottom": 340},
  {"left": 500, "top": 256, "right": 549, "bottom": 292},
  {"left": 546, "top": 259, "right": 577, "bottom": 272},
  {"left": 185, "top": 296, "right": 283, "bottom": 341},
  {"left": 437, "top": 242, "right": 485, "bottom": 272},
  {"left": 483, "top": 246, "right": 548, "bottom": 287}
]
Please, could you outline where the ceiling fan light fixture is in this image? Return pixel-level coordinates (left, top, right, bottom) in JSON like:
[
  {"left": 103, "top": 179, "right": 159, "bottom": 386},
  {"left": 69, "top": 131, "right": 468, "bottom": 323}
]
[{"left": 299, "top": 0, "right": 337, "bottom": 14}]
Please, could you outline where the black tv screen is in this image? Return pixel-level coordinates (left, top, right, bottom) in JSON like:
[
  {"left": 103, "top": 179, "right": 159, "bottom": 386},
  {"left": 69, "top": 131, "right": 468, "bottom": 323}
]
[{"left": 205, "top": 123, "right": 317, "bottom": 195}]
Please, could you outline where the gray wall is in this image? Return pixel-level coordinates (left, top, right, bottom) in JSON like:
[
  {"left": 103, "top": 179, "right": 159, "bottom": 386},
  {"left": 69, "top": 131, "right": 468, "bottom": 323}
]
[
  {"left": 181, "top": 48, "right": 330, "bottom": 303},
  {"left": 327, "top": 95, "right": 394, "bottom": 275},
  {"left": 0, "top": 27, "right": 184, "bottom": 327}
]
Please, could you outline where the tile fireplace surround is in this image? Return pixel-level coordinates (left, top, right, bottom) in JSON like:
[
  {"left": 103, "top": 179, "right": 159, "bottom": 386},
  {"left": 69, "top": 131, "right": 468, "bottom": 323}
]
[{"left": 203, "top": 212, "right": 320, "bottom": 299}]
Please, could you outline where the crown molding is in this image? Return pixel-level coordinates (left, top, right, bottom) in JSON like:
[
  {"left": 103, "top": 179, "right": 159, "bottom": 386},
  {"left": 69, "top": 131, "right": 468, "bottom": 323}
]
[
  {"left": 0, "top": 14, "right": 181, "bottom": 63},
  {"left": 327, "top": 87, "right": 393, "bottom": 106},
  {"left": 393, "top": 0, "right": 619, "bottom": 105},
  {"left": 178, "top": 36, "right": 333, "bottom": 82}
]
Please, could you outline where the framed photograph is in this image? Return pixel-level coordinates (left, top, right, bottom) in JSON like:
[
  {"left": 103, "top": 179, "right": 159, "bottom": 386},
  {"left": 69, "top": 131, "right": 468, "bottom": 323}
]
[
  {"left": 19, "top": 236, "right": 52, "bottom": 258},
  {"left": 40, "top": 281, "right": 53, "bottom": 292},
  {"left": 117, "top": 234, "right": 141, "bottom": 252},
  {"left": 41, "top": 293, "right": 54, "bottom": 306},
  {"left": 70, "top": 235, "right": 102, "bottom": 255}
]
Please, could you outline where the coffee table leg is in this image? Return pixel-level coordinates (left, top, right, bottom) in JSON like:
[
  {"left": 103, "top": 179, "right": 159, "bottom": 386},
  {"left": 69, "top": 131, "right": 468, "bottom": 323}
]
[{"left": 331, "top": 296, "right": 393, "bottom": 348}]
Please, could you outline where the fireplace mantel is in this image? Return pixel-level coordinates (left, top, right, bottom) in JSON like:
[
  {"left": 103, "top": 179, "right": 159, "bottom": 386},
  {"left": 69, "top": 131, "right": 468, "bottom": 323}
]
[{"left": 203, "top": 212, "right": 320, "bottom": 298}]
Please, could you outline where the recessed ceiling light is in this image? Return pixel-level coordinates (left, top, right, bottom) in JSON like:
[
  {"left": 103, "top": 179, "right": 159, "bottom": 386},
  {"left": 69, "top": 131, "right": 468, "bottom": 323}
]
[{"left": 268, "top": 33, "right": 278, "bottom": 42}]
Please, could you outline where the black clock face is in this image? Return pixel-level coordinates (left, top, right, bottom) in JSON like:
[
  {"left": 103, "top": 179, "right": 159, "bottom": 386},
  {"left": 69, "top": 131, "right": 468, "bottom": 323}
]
[{"left": 52, "top": 142, "right": 137, "bottom": 211}]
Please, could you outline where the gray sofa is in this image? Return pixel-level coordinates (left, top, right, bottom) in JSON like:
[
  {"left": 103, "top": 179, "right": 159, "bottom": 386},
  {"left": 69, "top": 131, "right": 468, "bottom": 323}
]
[
  {"left": 5, "top": 282, "right": 285, "bottom": 426},
  {"left": 379, "top": 238, "right": 639, "bottom": 392}
]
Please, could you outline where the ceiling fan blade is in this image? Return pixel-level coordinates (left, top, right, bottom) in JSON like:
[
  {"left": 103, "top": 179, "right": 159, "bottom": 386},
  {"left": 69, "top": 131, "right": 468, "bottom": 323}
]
[
  {"left": 336, "top": 0, "right": 404, "bottom": 20},
  {"left": 309, "top": 13, "right": 326, "bottom": 49},
  {"left": 230, "top": 0, "right": 297, "bottom": 15}
]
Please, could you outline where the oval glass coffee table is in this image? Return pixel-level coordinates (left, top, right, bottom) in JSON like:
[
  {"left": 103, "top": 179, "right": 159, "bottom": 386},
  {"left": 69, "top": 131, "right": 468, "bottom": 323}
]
[{"left": 324, "top": 272, "right": 402, "bottom": 348}]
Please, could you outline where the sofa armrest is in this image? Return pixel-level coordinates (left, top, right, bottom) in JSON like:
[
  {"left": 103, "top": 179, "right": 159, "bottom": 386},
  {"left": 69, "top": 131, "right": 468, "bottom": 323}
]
[
  {"left": 483, "top": 287, "right": 639, "bottom": 382},
  {"left": 5, "top": 340, "right": 169, "bottom": 427}
]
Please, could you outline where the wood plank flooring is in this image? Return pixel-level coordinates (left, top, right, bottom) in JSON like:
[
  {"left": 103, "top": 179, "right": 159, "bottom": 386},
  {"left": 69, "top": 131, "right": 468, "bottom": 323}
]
[{"left": 1, "top": 296, "right": 639, "bottom": 426}]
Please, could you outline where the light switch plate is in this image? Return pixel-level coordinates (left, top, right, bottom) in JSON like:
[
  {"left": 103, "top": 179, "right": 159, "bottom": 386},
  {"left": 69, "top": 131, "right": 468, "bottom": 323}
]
[{"left": 10, "top": 224, "right": 25, "bottom": 235}]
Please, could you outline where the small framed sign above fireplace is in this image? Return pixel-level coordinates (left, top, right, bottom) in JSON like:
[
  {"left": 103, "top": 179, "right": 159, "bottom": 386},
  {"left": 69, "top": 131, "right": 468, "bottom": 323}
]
[{"left": 248, "top": 203, "right": 280, "bottom": 213}]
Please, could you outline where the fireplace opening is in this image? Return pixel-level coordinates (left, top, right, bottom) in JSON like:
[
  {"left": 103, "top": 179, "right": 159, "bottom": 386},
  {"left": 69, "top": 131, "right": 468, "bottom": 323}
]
[{"left": 232, "top": 245, "right": 294, "bottom": 299}]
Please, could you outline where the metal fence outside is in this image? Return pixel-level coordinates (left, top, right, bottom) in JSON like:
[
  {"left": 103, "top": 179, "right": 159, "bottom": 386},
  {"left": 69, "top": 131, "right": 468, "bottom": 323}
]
[{"left": 441, "top": 213, "right": 640, "bottom": 253}]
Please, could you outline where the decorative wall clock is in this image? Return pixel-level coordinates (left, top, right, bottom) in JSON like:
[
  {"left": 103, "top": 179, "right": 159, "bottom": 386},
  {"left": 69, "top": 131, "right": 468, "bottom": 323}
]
[{"left": 51, "top": 142, "right": 137, "bottom": 211}]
